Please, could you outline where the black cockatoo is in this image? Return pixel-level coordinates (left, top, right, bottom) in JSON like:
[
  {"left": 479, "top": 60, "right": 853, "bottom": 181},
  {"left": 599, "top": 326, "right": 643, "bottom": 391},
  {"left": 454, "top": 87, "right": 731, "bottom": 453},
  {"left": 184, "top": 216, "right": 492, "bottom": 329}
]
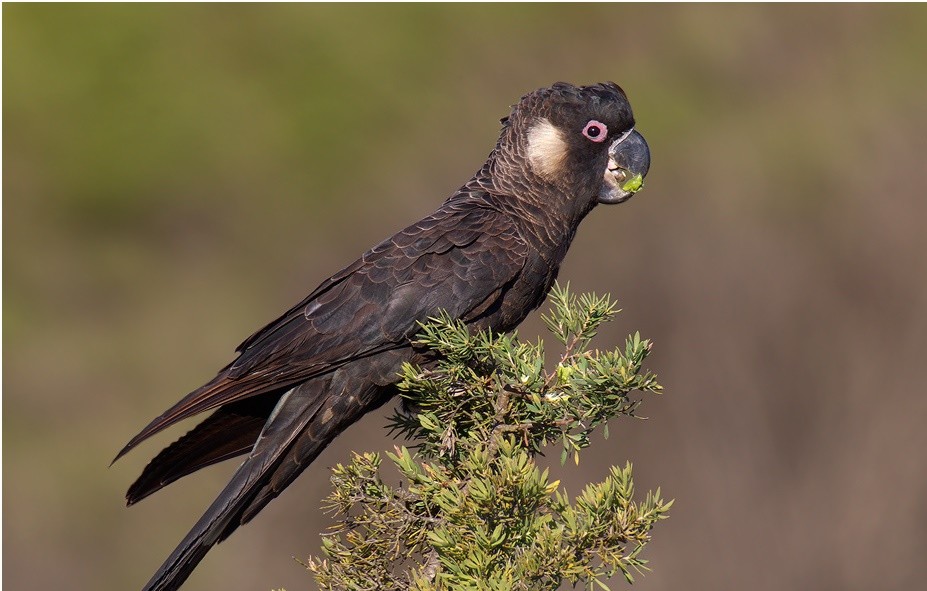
[{"left": 116, "top": 81, "right": 651, "bottom": 591}]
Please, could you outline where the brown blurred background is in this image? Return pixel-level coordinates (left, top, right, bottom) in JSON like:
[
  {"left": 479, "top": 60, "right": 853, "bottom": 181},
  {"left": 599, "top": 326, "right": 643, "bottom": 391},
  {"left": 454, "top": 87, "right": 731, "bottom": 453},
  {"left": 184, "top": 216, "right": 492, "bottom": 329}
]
[{"left": 5, "top": 4, "right": 927, "bottom": 591}]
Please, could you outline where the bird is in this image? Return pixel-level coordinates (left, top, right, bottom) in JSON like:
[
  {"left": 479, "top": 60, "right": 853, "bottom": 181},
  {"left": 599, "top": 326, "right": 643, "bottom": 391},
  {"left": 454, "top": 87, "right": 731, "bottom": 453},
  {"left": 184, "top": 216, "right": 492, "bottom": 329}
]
[{"left": 115, "top": 81, "right": 651, "bottom": 591}]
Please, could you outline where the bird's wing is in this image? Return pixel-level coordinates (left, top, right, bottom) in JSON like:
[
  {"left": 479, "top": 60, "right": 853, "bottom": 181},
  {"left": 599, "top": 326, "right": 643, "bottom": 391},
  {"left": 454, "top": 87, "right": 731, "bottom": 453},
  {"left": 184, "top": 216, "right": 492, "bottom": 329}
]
[{"left": 115, "top": 201, "right": 527, "bottom": 460}]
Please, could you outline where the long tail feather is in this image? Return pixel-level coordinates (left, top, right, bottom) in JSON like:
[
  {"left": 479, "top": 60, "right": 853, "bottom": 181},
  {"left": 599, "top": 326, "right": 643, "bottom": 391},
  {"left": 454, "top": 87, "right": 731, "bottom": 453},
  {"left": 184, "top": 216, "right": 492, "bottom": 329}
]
[
  {"left": 141, "top": 386, "right": 324, "bottom": 591},
  {"left": 113, "top": 372, "right": 311, "bottom": 465},
  {"left": 126, "top": 394, "right": 279, "bottom": 505}
]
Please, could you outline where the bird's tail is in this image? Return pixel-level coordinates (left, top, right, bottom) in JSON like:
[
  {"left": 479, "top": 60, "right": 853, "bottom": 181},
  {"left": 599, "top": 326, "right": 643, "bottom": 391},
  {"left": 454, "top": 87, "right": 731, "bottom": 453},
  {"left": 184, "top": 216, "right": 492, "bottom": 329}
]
[{"left": 141, "top": 386, "right": 326, "bottom": 591}]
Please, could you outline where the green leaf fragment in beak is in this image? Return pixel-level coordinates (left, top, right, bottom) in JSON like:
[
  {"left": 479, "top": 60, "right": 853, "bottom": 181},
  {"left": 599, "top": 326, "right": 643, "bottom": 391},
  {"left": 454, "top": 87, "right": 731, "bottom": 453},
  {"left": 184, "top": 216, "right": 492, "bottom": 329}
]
[{"left": 620, "top": 173, "right": 644, "bottom": 194}]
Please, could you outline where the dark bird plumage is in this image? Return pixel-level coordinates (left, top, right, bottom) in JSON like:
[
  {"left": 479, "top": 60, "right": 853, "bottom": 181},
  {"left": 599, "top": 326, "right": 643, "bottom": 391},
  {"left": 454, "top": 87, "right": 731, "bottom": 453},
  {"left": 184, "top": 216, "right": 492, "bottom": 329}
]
[{"left": 116, "top": 81, "right": 651, "bottom": 591}]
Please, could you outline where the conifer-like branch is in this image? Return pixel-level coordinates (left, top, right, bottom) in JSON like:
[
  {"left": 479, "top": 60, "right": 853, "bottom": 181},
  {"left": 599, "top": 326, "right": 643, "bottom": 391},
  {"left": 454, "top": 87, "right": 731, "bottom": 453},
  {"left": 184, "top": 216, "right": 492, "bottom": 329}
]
[{"left": 303, "top": 284, "right": 671, "bottom": 591}]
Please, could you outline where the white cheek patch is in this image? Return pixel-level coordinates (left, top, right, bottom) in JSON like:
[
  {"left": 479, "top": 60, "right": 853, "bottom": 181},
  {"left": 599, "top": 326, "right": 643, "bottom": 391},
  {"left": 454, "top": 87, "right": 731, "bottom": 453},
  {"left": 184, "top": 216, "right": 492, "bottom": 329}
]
[{"left": 526, "top": 118, "right": 568, "bottom": 180}]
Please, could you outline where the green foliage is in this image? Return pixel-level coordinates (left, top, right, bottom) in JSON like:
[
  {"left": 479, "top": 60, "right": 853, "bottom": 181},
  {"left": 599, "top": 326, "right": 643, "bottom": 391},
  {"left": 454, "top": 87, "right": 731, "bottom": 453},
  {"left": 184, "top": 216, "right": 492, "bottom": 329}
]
[{"left": 304, "top": 284, "right": 670, "bottom": 590}]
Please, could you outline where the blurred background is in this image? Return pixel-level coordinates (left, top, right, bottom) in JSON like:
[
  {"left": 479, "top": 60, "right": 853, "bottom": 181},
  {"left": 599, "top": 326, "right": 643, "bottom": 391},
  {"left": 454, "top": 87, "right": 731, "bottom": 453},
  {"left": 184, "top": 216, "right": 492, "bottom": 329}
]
[{"left": 5, "top": 4, "right": 927, "bottom": 591}]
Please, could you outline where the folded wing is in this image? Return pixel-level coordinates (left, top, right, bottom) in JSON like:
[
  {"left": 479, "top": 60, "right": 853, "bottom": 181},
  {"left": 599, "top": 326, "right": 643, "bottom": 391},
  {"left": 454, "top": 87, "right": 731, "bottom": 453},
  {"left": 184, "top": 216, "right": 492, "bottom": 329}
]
[{"left": 115, "top": 200, "right": 528, "bottom": 463}]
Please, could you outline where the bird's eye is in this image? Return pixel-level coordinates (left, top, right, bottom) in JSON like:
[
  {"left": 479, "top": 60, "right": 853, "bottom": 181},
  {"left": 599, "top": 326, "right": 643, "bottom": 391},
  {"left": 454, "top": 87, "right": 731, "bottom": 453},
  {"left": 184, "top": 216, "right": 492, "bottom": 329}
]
[{"left": 582, "top": 120, "right": 608, "bottom": 143}]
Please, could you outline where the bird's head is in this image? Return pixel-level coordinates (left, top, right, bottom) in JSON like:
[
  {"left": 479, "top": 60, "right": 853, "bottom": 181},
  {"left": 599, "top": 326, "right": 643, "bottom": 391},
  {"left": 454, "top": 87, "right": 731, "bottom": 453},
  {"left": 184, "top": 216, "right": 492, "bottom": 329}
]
[{"left": 494, "top": 82, "right": 650, "bottom": 207}]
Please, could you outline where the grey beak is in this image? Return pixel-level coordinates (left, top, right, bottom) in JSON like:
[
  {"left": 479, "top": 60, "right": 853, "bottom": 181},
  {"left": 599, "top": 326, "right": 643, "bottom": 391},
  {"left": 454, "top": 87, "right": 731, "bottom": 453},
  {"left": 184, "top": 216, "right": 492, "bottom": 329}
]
[{"left": 597, "top": 129, "right": 651, "bottom": 204}]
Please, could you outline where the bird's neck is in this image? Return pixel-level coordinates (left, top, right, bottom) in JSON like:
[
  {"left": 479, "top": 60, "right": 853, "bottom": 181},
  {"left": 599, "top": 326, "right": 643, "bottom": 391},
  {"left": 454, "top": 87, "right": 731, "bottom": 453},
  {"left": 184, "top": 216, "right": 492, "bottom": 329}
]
[{"left": 470, "top": 162, "right": 597, "bottom": 256}]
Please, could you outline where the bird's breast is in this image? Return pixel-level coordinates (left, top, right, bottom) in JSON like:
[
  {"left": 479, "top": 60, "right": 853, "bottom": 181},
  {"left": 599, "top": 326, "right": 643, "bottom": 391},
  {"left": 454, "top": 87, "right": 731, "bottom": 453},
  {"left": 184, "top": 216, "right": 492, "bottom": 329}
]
[{"left": 487, "top": 249, "right": 565, "bottom": 334}]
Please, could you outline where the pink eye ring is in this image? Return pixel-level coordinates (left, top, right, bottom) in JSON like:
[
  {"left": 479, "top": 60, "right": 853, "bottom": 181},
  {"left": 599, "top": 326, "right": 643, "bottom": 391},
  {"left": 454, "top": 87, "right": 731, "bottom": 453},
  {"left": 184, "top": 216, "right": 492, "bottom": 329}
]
[{"left": 582, "top": 120, "right": 608, "bottom": 142}]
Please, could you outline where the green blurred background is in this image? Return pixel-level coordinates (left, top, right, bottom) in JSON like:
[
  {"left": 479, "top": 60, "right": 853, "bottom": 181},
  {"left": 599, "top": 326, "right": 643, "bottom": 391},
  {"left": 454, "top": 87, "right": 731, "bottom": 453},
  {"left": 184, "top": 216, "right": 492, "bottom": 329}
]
[{"left": 5, "top": 4, "right": 927, "bottom": 591}]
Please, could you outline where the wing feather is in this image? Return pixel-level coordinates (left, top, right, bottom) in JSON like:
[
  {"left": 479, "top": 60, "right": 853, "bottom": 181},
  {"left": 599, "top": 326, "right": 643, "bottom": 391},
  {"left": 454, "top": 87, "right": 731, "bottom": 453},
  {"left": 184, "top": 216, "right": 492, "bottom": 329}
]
[{"left": 115, "top": 199, "right": 527, "bottom": 461}]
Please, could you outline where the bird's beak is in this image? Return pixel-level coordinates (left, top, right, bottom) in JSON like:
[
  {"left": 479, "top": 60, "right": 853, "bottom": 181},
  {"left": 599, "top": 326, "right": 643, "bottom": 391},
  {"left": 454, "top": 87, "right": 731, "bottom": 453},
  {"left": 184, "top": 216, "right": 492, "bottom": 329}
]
[{"left": 597, "top": 129, "right": 651, "bottom": 204}]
